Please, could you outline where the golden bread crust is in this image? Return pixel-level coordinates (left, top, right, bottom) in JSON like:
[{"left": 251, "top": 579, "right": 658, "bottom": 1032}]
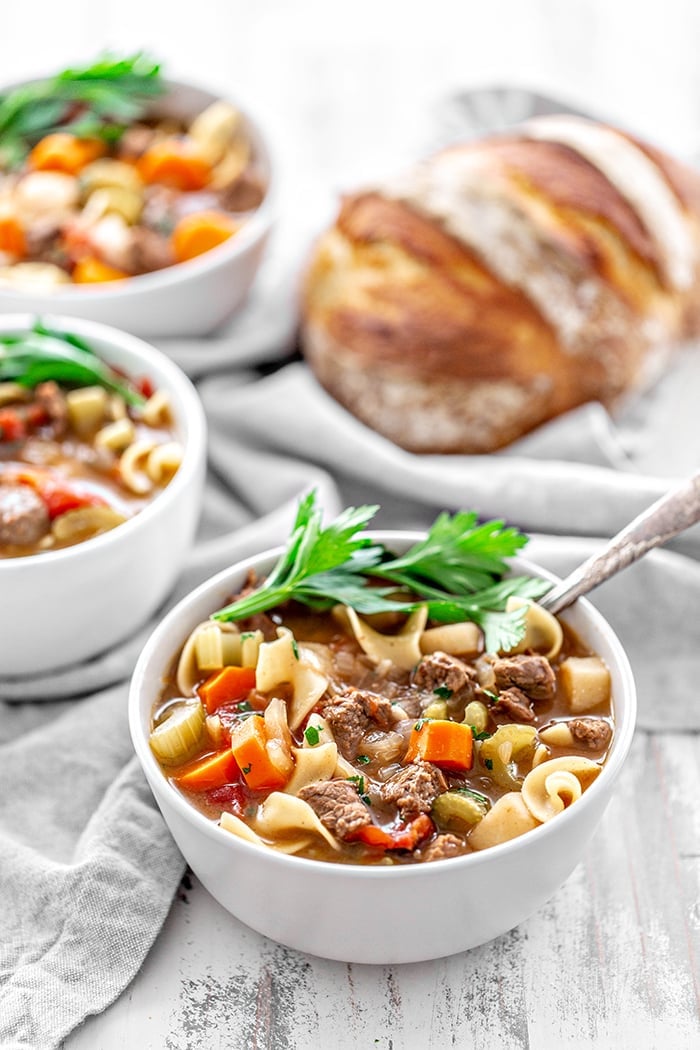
[{"left": 300, "top": 117, "right": 700, "bottom": 453}]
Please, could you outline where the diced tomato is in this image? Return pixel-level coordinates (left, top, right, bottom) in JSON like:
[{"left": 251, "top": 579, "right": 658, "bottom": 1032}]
[
  {"left": 137, "top": 375, "right": 155, "bottom": 399},
  {"left": 350, "top": 813, "right": 435, "bottom": 852},
  {"left": 25, "top": 404, "right": 50, "bottom": 429},
  {"left": 41, "top": 483, "right": 108, "bottom": 520},
  {"left": 0, "top": 408, "right": 26, "bottom": 442},
  {"left": 205, "top": 782, "right": 248, "bottom": 815}
]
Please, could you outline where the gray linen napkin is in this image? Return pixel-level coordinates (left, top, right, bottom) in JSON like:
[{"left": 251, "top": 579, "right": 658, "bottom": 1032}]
[{"left": 2, "top": 86, "right": 700, "bottom": 1049}]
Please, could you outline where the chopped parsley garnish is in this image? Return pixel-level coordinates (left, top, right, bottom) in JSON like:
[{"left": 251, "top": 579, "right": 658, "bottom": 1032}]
[
  {"left": 470, "top": 727, "right": 492, "bottom": 741},
  {"left": 240, "top": 632, "right": 255, "bottom": 643},
  {"left": 484, "top": 758, "right": 494, "bottom": 771},
  {"left": 482, "top": 689, "right": 499, "bottom": 705},
  {"left": 348, "top": 774, "right": 371, "bottom": 805},
  {"left": 212, "top": 490, "right": 549, "bottom": 653},
  {"left": 414, "top": 719, "right": 427, "bottom": 732},
  {"left": 304, "top": 725, "right": 321, "bottom": 746},
  {"left": 236, "top": 700, "right": 252, "bottom": 713},
  {"left": 241, "top": 763, "right": 252, "bottom": 775},
  {"left": 291, "top": 638, "right": 299, "bottom": 660},
  {"left": 433, "top": 686, "right": 453, "bottom": 699},
  {"left": 357, "top": 754, "right": 370, "bottom": 765}
]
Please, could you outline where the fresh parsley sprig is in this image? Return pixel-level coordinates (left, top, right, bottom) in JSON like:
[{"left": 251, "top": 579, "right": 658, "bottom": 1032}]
[
  {"left": 0, "top": 319, "right": 146, "bottom": 406},
  {"left": 213, "top": 492, "right": 550, "bottom": 653},
  {"left": 0, "top": 51, "right": 164, "bottom": 168}
]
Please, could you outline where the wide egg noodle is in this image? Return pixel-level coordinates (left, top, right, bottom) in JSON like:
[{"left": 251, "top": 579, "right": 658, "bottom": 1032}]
[
  {"left": 468, "top": 791, "right": 540, "bottom": 851},
  {"left": 283, "top": 742, "right": 339, "bottom": 795},
  {"left": 255, "top": 792, "right": 341, "bottom": 851},
  {"left": 220, "top": 810, "right": 265, "bottom": 845},
  {"left": 345, "top": 605, "right": 428, "bottom": 671},
  {"left": 503, "top": 597, "right": 563, "bottom": 659}
]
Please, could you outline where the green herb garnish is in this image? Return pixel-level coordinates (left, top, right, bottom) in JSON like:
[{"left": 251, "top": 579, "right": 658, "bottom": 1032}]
[
  {"left": 470, "top": 727, "right": 492, "bottom": 741},
  {"left": 433, "top": 685, "right": 453, "bottom": 700},
  {"left": 291, "top": 638, "right": 299, "bottom": 660},
  {"left": 0, "top": 52, "right": 164, "bottom": 168},
  {"left": 348, "top": 774, "right": 371, "bottom": 805},
  {"left": 357, "top": 754, "right": 370, "bottom": 765},
  {"left": 484, "top": 758, "right": 494, "bottom": 771},
  {"left": 0, "top": 320, "right": 145, "bottom": 406},
  {"left": 212, "top": 491, "right": 549, "bottom": 653},
  {"left": 241, "top": 763, "right": 252, "bottom": 775},
  {"left": 304, "top": 725, "right": 321, "bottom": 746}
]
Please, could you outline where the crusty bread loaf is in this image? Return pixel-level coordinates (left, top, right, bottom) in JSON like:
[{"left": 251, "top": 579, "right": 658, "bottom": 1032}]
[{"left": 300, "top": 115, "right": 700, "bottom": 453}]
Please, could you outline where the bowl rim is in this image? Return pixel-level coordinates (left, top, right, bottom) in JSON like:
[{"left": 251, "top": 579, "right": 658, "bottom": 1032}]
[
  {"left": 129, "top": 530, "right": 637, "bottom": 879},
  {"left": 0, "top": 76, "right": 277, "bottom": 300},
  {"left": 0, "top": 311, "right": 207, "bottom": 568}
]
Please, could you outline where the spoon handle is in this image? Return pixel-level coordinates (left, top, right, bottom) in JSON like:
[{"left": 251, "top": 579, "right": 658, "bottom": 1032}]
[{"left": 539, "top": 472, "right": 700, "bottom": 614}]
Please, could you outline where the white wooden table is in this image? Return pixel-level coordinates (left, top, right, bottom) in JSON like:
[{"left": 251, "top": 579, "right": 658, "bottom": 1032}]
[{"left": 2, "top": 1, "right": 698, "bottom": 1045}]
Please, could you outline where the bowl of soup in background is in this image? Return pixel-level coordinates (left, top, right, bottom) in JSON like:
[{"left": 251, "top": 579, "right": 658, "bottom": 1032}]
[
  {"left": 0, "top": 79, "right": 276, "bottom": 338},
  {"left": 0, "top": 313, "right": 206, "bottom": 676},
  {"left": 128, "top": 535, "right": 636, "bottom": 964}
]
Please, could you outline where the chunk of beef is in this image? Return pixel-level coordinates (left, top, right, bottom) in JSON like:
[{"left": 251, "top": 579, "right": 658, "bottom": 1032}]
[
  {"left": 218, "top": 172, "right": 265, "bottom": 213},
  {"left": 321, "top": 687, "right": 395, "bottom": 760},
  {"left": 381, "top": 761, "right": 447, "bottom": 819},
  {"left": 34, "top": 381, "right": 68, "bottom": 437},
  {"left": 569, "top": 718, "right": 612, "bottom": 750},
  {"left": 492, "top": 654, "right": 556, "bottom": 702},
  {"left": 0, "top": 484, "right": 49, "bottom": 546},
  {"left": 414, "top": 651, "right": 476, "bottom": 694},
  {"left": 419, "top": 833, "right": 464, "bottom": 863},
  {"left": 127, "top": 227, "right": 175, "bottom": 275},
  {"left": 117, "top": 124, "right": 158, "bottom": 160},
  {"left": 491, "top": 686, "right": 535, "bottom": 723},
  {"left": 298, "top": 779, "right": 371, "bottom": 840}
]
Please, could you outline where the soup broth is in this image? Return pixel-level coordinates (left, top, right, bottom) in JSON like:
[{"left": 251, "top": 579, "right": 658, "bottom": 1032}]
[{"left": 150, "top": 589, "right": 613, "bottom": 866}]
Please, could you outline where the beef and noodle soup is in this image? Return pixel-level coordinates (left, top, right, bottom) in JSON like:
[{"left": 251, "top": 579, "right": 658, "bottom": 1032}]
[
  {"left": 0, "top": 53, "right": 266, "bottom": 288},
  {"left": 0, "top": 322, "right": 182, "bottom": 556},
  {"left": 149, "top": 499, "right": 613, "bottom": 865}
]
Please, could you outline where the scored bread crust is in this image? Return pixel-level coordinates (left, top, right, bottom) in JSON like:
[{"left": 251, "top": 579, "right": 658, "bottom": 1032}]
[{"left": 300, "top": 118, "right": 700, "bottom": 453}]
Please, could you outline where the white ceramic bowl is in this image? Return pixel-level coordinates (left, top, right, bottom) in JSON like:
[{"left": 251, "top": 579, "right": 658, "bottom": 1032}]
[
  {"left": 129, "top": 532, "right": 636, "bottom": 964},
  {"left": 0, "top": 313, "right": 207, "bottom": 676},
  {"left": 0, "top": 80, "right": 275, "bottom": 338}
]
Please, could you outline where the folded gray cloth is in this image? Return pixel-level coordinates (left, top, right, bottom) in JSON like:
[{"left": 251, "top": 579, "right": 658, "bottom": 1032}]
[{"left": 1, "top": 86, "right": 699, "bottom": 1048}]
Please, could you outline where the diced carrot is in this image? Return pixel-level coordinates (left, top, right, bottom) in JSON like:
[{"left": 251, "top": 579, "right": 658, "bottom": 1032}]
[
  {"left": 174, "top": 748, "right": 240, "bottom": 792},
  {"left": 230, "top": 715, "right": 289, "bottom": 791},
  {"left": 198, "top": 665, "right": 257, "bottom": 715},
  {"left": 351, "top": 813, "right": 435, "bottom": 851},
  {"left": 29, "top": 134, "right": 105, "bottom": 175},
  {"left": 403, "top": 719, "right": 474, "bottom": 772},
  {"left": 0, "top": 215, "right": 26, "bottom": 257},
  {"left": 171, "top": 210, "right": 239, "bottom": 263},
  {"left": 72, "top": 257, "right": 129, "bottom": 284},
  {"left": 137, "top": 139, "right": 211, "bottom": 191}
]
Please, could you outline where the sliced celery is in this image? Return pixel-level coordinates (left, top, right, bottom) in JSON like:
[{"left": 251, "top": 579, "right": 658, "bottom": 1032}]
[{"left": 150, "top": 699, "right": 205, "bottom": 765}]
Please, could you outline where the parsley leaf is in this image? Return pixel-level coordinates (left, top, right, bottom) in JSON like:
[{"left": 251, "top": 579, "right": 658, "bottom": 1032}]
[
  {"left": 212, "top": 490, "right": 550, "bottom": 653},
  {"left": 0, "top": 52, "right": 164, "bottom": 168},
  {"left": 0, "top": 321, "right": 146, "bottom": 406},
  {"left": 304, "top": 725, "right": 321, "bottom": 746},
  {"left": 433, "top": 685, "right": 453, "bottom": 699}
]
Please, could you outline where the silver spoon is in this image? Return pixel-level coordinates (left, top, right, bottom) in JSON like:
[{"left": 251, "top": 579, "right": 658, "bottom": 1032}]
[{"left": 539, "top": 472, "right": 700, "bottom": 614}]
